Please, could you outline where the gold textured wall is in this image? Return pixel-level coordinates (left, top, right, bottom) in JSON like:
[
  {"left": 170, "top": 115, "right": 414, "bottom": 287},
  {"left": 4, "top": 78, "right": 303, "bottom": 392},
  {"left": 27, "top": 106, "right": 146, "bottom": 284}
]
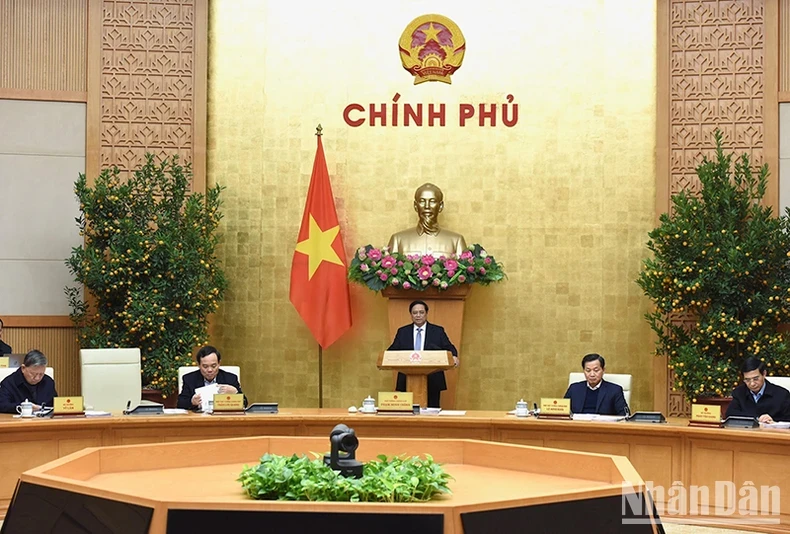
[{"left": 207, "top": 1, "right": 657, "bottom": 410}]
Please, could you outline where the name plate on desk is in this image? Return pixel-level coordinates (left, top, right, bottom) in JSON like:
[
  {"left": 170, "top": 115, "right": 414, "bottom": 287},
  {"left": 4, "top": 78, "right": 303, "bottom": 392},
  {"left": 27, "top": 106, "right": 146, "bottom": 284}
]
[
  {"left": 378, "top": 391, "right": 413, "bottom": 412},
  {"left": 539, "top": 398, "right": 571, "bottom": 419},
  {"left": 0, "top": 357, "right": 8, "bottom": 368},
  {"left": 379, "top": 350, "right": 451, "bottom": 367},
  {"left": 689, "top": 404, "right": 723, "bottom": 427},
  {"left": 54, "top": 396, "right": 85, "bottom": 417},
  {"left": 213, "top": 394, "right": 245, "bottom": 412}
]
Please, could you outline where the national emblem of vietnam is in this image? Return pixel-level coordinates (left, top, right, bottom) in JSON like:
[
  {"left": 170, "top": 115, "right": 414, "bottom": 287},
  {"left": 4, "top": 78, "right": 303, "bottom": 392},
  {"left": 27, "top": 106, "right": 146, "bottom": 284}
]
[{"left": 399, "top": 14, "right": 465, "bottom": 85}]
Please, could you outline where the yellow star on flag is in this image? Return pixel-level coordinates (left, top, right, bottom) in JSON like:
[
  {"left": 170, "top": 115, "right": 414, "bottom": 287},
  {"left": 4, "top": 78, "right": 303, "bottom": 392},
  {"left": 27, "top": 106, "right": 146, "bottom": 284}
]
[{"left": 295, "top": 214, "right": 344, "bottom": 279}]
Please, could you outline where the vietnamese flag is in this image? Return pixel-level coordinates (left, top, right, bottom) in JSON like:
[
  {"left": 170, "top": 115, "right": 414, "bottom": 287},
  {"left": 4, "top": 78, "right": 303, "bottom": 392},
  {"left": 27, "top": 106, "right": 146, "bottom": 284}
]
[{"left": 289, "top": 130, "right": 352, "bottom": 348}]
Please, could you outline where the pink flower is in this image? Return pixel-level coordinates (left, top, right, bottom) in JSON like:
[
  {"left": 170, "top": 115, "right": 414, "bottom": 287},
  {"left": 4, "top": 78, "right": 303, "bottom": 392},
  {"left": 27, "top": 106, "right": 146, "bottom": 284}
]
[
  {"left": 444, "top": 259, "right": 458, "bottom": 272},
  {"left": 390, "top": 267, "right": 398, "bottom": 275},
  {"left": 376, "top": 269, "right": 382, "bottom": 275},
  {"left": 397, "top": 261, "right": 404, "bottom": 266},
  {"left": 381, "top": 256, "right": 396, "bottom": 269},
  {"left": 432, "top": 278, "right": 441, "bottom": 286},
  {"left": 421, "top": 255, "right": 435, "bottom": 266},
  {"left": 460, "top": 251, "right": 473, "bottom": 261},
  {"left": 484, "top": 257, "right": 492, "bottom": 265},
  {"left": 447, "top": 270, "right": 456, "bottom": 278},
  {"left": 407, "top": 254, "right": 420, "bottom": 262},
  {"left": 368, "top": 248, "right": 382, "bottom": 261},
  {"left": 360, "top": 264, "right": 370, "bottom": 272},
  {"left": 417, "top": 266, "right": 433, "bottom": 280},
  {"left": 467, "top": 266, "right": 475, "bottom": 273},
  {"left": 440, "top": 281, "right": 448, "bottom": 289},
  {"left": 392, "top": 278, "right": 400, "bottom": 285},
  {"left": 479, "top": 267, "right": 486, "bottom": 275},
  {"left": 380, "top": 273, "right": 389, "bottom": 281},
  {"left": 458, "top": 274, "right": 466, "bottom": 283},
  {"left": 402, "top": 281, "right": 411, "bottom": 289}
]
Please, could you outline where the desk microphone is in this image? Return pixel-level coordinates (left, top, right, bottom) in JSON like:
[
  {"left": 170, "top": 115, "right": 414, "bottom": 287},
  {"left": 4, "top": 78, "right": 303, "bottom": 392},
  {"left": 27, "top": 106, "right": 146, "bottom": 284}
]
[
  {"left": 124, "top": 400, "right": 131, "bottom": 415},
  {"left": 625, "top": 404, "right": 631, "bottom": 417}
]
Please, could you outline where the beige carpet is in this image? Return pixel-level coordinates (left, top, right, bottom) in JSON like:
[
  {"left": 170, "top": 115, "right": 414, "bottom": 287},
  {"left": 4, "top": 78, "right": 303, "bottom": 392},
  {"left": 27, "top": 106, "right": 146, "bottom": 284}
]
[{"left": 664, "top": 521, "right": 759, "bottom": 533}]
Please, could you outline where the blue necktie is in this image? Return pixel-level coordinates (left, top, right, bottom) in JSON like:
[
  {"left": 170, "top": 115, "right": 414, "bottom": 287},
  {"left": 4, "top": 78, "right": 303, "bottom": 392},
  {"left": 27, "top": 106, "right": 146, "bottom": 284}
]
[{"left": 415, "top": 327, "right": 422, "bottom": 351}]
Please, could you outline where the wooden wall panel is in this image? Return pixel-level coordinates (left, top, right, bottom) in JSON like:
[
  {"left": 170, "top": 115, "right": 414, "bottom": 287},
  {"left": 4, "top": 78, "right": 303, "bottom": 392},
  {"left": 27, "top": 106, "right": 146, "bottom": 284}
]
[
  {"left": 0, "top": 0, "right": 87, "bottom": 99},
  {"left": 780, "top": 0, "right": 790, "bottom": 96},
  {"left": 657, "top": 0, "right": 774, "bottom": 417},
  {"left": 2, "top": 327, "right": 81, "bottom": 396},
  {"left": 93, "top": 0, "right": 207, "bottom": 192}
]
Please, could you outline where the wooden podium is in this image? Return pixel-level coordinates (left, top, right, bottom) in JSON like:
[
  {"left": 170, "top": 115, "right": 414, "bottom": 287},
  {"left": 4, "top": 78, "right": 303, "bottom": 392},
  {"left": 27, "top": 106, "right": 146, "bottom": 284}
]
[
  {"left": 383, "top": 285, "right": 470, "bottom": 409},
  {"left": 377, "top": 350, "right": 454, "bottom": 407}
]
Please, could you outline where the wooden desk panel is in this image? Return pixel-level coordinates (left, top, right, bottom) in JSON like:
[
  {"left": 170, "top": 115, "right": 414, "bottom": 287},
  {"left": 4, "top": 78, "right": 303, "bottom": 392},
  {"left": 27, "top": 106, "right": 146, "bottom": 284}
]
[{"left": 0, "top": 412, "right": 788, "bottom": 531}]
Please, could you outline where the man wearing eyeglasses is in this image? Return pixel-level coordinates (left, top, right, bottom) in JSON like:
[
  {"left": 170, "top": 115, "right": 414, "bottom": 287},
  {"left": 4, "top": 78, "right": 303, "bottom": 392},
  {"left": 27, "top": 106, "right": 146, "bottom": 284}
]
[
  {"left": 0, "top": 350, "right": 57, "bottom": 413},
  {"left": 388, "top": 300, "right": 458, "bottom": 408},
  {"left": 725, "top": 357, "right": 790, "bottom": 423}
]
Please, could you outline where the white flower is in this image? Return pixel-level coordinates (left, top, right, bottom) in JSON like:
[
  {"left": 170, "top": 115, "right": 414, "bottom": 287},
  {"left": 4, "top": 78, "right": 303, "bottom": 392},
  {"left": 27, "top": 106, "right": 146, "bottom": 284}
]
[{"left": 479, "top": 250, "right": 488, "bottom": 258}]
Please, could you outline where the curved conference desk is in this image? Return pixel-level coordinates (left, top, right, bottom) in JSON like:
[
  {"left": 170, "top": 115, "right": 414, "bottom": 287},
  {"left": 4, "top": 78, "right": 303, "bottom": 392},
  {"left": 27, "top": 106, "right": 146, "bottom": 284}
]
[{"left": 0, "top": 410, "right": 788, "bottom": 532}]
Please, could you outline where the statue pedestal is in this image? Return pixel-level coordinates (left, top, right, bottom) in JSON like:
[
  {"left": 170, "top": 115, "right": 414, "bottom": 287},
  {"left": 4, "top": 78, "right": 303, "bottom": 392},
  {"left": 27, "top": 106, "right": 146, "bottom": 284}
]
[{"left": 382, "top": 285, "right": 470, "bottom": 409}]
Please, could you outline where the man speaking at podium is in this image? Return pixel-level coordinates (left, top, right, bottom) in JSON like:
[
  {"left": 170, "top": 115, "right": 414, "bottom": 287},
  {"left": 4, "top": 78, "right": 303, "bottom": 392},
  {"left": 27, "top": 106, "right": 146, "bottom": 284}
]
[{"left": 389, "top": 300, "right": 458, "bottom": 408}]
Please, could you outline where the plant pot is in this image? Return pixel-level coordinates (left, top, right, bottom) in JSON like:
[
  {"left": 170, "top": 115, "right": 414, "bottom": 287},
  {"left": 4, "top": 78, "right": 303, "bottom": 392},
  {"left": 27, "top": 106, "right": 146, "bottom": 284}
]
[
  {"left": 695, "top": 396, "right": 733, "bottom": 417},
  {"left": 381, "top": 285, "right": 471, "bottom": 300},
  {"left": 142, "top": 387, "right": 178, "bottom": 408}
]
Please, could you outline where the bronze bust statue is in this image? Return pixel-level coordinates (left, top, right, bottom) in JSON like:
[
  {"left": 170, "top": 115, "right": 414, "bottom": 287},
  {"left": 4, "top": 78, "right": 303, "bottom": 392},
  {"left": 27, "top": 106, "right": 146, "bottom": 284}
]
[{"left": 387, "top": 183, "right": 467, "bottom": 257}]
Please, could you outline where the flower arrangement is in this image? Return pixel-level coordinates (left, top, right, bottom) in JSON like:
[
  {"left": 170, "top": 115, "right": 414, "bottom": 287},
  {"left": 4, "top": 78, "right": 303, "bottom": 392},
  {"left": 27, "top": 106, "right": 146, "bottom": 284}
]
[
  {"left": 348, "top": 243, "right": 505, "bottom": 292},
  {"left": 636, "top": 130, "right": 790, "bottom": 402}
]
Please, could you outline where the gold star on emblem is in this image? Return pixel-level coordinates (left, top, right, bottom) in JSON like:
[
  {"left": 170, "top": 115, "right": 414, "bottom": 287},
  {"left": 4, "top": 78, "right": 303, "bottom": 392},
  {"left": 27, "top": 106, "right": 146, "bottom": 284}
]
[
  {"left": 295, "top": 215, "right": 344, "bottom": 279},
  {"left": 422, "top": 23, "right": 441, "bottom": 43}
]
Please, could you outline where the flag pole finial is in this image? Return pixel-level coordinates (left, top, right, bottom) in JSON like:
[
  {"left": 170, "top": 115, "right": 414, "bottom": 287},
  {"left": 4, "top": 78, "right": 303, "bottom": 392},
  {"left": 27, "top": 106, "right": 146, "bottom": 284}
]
[{"left": 315, "top": 124, "right": 323, "bottom": 136}]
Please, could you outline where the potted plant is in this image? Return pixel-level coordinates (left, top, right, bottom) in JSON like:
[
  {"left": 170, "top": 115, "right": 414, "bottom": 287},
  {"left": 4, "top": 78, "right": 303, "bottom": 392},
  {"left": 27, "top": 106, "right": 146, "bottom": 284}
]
[
  {"left": 65, "top": 154, "right": 228, "bottom": 404},
  {"left": 637, "top": 130, "right": 790, "bottom": 405}
]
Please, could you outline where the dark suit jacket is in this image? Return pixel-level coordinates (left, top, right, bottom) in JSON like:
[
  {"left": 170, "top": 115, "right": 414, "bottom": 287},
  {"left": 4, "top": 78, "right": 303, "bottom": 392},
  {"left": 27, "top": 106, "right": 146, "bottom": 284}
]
[
  {"left": 0, "top": 368, "right": 57, "bottom": 413},
  {"left": 564, "top": 379, "right": 628, "bottom": 416},
  {"left": 0, "top": 340, "right": 11, "bottom": 355},
  {"left": 725, "top": 380, "right": 790, "bottom": 421},
  {"left": 177, "top": 368, "right": 246, "bottom": 411},
  {"left": 389, "top": 322, "right": 457, "bottom": 392}
]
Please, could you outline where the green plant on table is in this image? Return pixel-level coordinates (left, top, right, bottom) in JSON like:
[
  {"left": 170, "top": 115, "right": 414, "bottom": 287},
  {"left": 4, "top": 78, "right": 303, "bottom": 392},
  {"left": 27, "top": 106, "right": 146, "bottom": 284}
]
[{"left": 238, "top": 453, "right": 453, "bottom": 502}]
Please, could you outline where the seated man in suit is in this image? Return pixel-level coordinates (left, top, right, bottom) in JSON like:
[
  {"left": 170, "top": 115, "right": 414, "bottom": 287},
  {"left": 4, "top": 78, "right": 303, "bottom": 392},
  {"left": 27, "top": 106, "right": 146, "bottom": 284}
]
[
  {"left": 725, "top": 357, "right": 790, "bottom": 423},
  {"left": 389, "top": 300, "right": 458, "bottom": 408},
  {"left": 564, "top": 353, "right": 628, "bottom": 416},
  {"left": 0, "top": 317, "right": 12, "bottom": 355},
  {"left": 177, "top": 345, "right": 247, "bottom": 411},
  {"left": 0, "top": 350, "right": 57, "bottom": 413}
]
